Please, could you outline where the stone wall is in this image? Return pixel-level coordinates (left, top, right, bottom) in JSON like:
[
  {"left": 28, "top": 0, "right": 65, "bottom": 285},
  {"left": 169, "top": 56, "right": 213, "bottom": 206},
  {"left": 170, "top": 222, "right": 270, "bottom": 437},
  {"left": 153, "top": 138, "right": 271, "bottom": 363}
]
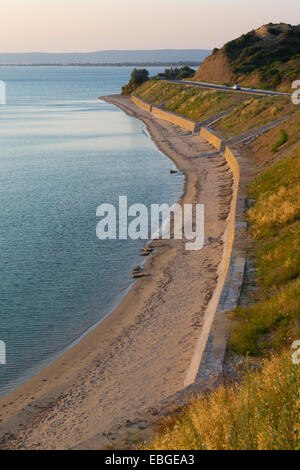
[
  {"left": 151, "top": 106, "right": 197, "bottom": 132},
  {"left": 131, "top": 95, "right": 197, "bottom": 132},
  {"left": 200, "top": 127, "right": 224, "bottom": 151}
]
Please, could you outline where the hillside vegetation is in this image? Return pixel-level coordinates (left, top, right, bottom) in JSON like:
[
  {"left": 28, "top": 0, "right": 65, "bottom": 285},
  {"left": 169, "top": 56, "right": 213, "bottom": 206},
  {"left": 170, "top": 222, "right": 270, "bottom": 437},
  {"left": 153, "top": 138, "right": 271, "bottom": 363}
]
[
  {"left": 194, "top": 23, "right": 300, "bottom": 90},
  {"left": 122, "top": 68, "right": 149, "bottom": 95},
  {"left": 135, "top": 80, "right": 248, "bottom": 122},
  {"left": 133, "top": 47, "right": 300, "bottom": 450},
  {"left": 215, "top": 95, "right": 294, "bottom": 136},
  {"left": 143, "top": 104, "right": 300, "bottom": 449},
  {"left": 228, "top": 107, "right": 300, "bottom": 356},
  {"left": 146, "top": 351, "right": 299, "bottom": 450}
]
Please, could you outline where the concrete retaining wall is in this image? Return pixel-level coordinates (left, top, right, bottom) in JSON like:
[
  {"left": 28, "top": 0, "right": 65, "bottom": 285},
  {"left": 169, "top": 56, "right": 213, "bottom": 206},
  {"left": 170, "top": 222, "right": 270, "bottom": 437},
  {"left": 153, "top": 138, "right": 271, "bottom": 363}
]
[
  {"left": 184, "top": 145, "right": 241, "bottom": 387},
  {"left": 224, "top": 146, "right": 240, "bottom": 251},
  {"left": 129, "top": 94, "right": 242, "bottom": 388},
  {"left": 131, "top": 95, "right": 197, "bottom": 132},
  {"left": 131, "top": 95, "right": 152, "bottom": 113},
  {"left": 151, "top": 106, "right": 197, "bottom": 132},
  {"left": 200, "top": 127, "right": 223, "bottom": 151}
]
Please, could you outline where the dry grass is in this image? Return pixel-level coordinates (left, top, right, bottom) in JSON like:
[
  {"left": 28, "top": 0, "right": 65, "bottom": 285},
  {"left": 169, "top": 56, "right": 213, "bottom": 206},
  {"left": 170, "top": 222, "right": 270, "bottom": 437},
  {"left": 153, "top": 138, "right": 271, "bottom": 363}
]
[
  {"left": 248, "top": 184, "right": 300, "bottom": 239},
  {"left": 135, "top": 80, "right": 247, "bottom": 122},
  {"left": 134, "top": 81, "right": 300, "bottom": 450},
  {"left": 216, "top": 96, "right": 293, "bottom": 137},
  {"left": 145, "top": 351, "right": 300, "bottom": 450},
  {"left": 230, "top": 150, "right": 300, "bottom": 355}
]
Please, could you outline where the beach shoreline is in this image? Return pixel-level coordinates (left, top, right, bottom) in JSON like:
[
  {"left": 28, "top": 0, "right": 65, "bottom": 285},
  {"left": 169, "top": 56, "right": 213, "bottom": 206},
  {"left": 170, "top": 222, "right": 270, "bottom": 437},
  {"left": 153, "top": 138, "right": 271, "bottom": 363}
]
[{"left": 0, "top": 95, "right": 232, "bottom": 450}]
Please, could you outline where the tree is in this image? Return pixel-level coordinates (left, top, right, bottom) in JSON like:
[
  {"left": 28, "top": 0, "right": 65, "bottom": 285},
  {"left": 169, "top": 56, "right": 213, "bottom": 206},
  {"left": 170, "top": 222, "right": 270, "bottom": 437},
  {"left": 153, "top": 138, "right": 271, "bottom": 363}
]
[{"left": 122, "top": 68, "right": 149, "bottom": 95}]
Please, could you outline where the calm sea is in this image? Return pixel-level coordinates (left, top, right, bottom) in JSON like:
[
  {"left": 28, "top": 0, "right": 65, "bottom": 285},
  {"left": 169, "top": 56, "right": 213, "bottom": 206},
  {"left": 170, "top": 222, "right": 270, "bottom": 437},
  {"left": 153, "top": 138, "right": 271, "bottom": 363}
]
[{"left": 0, "top": 66, "right": 183, "bottom": 396}]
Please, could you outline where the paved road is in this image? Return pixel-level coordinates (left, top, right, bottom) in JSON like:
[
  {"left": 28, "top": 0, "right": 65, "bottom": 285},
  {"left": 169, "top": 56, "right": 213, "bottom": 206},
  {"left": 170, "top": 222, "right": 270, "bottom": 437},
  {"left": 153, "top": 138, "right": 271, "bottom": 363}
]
[{"left": 163, "top": 79, "right": 291, "bottom": 97}]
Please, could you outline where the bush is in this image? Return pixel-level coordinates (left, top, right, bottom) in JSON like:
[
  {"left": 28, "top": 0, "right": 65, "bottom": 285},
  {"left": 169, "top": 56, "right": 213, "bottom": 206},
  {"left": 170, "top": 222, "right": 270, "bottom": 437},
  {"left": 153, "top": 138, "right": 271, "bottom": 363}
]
[
  {"left": 271, "top": 129, "right": 288, "bottom": 153},
  {"left": 268, "top": 27, "right": 282, "bottom": 36},
  {"left": 121, "top": 68, "right": 149, "bottom": 95},
  {"left": 156, "top": 66, "right": 195, "bottom": 80}
]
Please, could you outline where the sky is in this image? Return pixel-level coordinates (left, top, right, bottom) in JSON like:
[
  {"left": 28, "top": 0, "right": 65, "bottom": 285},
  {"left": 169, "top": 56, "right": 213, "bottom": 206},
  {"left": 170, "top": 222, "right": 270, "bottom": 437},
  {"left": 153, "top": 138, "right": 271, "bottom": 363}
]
[{"left": 1, "top": 0, "right": 300, "bottom": 53}]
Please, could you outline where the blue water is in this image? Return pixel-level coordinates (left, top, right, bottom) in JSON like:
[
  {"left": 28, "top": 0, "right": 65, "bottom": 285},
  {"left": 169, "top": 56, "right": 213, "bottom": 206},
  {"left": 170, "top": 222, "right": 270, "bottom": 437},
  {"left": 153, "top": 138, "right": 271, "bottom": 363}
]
[{"left": 0, "top": 67, "right": 183, "bottom": 396}]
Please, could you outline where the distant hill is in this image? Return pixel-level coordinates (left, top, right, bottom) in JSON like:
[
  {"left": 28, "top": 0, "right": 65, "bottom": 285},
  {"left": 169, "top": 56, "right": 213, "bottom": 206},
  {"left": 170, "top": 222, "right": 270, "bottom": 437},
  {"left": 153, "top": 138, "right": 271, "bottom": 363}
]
[
  {"left": 194, "top": 23, "right": 300, "bottom": 90},
  {"left": 0, "top": 49, "right": 211, "bottom": 65}
]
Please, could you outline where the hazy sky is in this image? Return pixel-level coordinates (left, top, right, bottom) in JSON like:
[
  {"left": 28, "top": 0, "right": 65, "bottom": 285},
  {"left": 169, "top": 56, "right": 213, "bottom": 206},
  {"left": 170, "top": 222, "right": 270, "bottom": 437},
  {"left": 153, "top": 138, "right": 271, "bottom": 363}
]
[{"left": 1, "top": 0, "right": 300, "bottom": 52}]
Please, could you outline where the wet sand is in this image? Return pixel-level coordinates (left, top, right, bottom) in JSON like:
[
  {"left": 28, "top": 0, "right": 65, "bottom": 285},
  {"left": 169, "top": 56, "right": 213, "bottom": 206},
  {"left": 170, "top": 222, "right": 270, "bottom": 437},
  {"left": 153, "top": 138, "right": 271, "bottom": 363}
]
[{"left": 0, "top": 95, "right": 233, "bottom": 450}]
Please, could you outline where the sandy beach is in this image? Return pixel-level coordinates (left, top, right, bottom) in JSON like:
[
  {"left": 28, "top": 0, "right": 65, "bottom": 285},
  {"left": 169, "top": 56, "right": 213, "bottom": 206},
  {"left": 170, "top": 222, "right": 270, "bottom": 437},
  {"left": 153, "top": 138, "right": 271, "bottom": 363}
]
[{"left": 0, "top": 95, "right": 233, "bottom": 450}]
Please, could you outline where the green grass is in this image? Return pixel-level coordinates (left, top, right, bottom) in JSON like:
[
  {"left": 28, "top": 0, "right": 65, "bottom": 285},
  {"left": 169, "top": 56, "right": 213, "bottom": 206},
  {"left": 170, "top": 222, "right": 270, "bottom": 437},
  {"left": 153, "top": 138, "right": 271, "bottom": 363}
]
[
  {"left": 271, "top": 129, "right": 288, "bottom": 153},
  {"left": 257, "top": 222, "right": 300, "bottom": 288},
  {"left": 230, "top": 279, "right": 300, "bottom": 355},
  {"left": 230, "top": 150, "right": 300, "bottom": 356},
  {"left": 222, "top": 26, "right": 300, "bottom": 89}
]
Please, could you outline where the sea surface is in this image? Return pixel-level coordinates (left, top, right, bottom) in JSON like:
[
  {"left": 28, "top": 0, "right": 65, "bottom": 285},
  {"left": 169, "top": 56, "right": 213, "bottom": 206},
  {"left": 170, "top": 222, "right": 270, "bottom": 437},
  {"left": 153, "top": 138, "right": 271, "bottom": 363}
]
[{"left": 0, "top": 66, "right": 183, "bottom": 396}]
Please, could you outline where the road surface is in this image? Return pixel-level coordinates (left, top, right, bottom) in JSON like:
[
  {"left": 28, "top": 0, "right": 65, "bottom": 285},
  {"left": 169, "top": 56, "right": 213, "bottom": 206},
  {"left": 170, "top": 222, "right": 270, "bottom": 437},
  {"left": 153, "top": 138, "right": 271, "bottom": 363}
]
[{"left": 163, "top": 79, "right": 291, "bottom": 97}]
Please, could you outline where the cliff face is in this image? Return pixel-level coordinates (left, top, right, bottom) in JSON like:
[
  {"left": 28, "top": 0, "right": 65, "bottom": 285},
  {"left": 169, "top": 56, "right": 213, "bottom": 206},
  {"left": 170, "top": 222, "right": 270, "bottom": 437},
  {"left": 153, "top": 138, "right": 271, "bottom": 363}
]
[
  {"left": 194, "top": 23, "right": 300, "bottom": 90},
  {"left": 194, "top": 50, "right": 234, "bottom": 84}
]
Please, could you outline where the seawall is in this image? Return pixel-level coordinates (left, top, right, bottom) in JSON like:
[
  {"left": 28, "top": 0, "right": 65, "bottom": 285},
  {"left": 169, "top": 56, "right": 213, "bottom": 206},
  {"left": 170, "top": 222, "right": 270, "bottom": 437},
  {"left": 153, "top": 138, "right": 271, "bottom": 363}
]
[
  {"left": 200, "top": 126, "right": 224, "bottom": 151},
  {"left": 131, "top": 94, "right": 198, "bottom": 132},
  {"left": 129, "top": 93, "right": 243, "bottom": 388},
  {"left": 151, "top": 106, "right": 198, "bottom": 132},
  {"left": 184, "top": 143, "right": 241, "bottom": 386}
]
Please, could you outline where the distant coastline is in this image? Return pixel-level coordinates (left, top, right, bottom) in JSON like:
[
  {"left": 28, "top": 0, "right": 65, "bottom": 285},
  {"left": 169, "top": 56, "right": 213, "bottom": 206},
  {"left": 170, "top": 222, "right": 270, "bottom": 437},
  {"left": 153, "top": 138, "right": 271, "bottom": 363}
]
[
  {"left": 0, "top": 48, "right": 211, "bottom": 66},
  {"left": 0, "top": 61, "right": 201, "bottom": 67}
]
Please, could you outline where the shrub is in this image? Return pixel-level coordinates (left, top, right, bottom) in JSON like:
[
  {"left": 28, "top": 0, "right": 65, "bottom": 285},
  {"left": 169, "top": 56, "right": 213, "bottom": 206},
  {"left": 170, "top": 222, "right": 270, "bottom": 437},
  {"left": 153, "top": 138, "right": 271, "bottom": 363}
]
[
  {"left": 121, "top": 68, "right": 149, "bottom": 95},
  {"left": 268, "top": 27, "right": 282, "bottom": 36},
  {"left": 156, "top": 66, "right": 195, "bottom": 80},
  {"left": 271, "top": 129, "right": 288, "bottom": 153}
]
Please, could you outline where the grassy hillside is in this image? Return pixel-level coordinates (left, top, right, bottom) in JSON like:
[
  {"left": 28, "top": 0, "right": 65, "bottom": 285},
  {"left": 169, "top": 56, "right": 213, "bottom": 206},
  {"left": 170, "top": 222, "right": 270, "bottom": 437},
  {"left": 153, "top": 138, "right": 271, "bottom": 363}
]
[
  {"left": 135, "top": 80, "right": 248, "bottom": 122},
  {"left": 228, "top": 108, "right": 300, "bottom": 356},
  {"left": 194, "top": 23, "right": 300, "bottom": 90},
  {"left": 215, "top": 95, "right": 294, "bottom": 137},
  {"left": 135, "top": 69, "right": 300, "bottom": 450},
  {"left": 143, "top": 109, "right": 300, "bottom": 449},
  {"left": 145, "top": 350, "right": 299, "bottom": 450}
]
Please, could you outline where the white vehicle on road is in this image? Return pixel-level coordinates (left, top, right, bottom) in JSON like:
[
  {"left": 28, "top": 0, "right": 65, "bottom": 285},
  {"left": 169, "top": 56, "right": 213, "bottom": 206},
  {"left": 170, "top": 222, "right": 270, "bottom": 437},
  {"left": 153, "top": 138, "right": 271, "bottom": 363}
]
[{"left": 232, "top": 84, "right": 241, "bottom": 90}]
